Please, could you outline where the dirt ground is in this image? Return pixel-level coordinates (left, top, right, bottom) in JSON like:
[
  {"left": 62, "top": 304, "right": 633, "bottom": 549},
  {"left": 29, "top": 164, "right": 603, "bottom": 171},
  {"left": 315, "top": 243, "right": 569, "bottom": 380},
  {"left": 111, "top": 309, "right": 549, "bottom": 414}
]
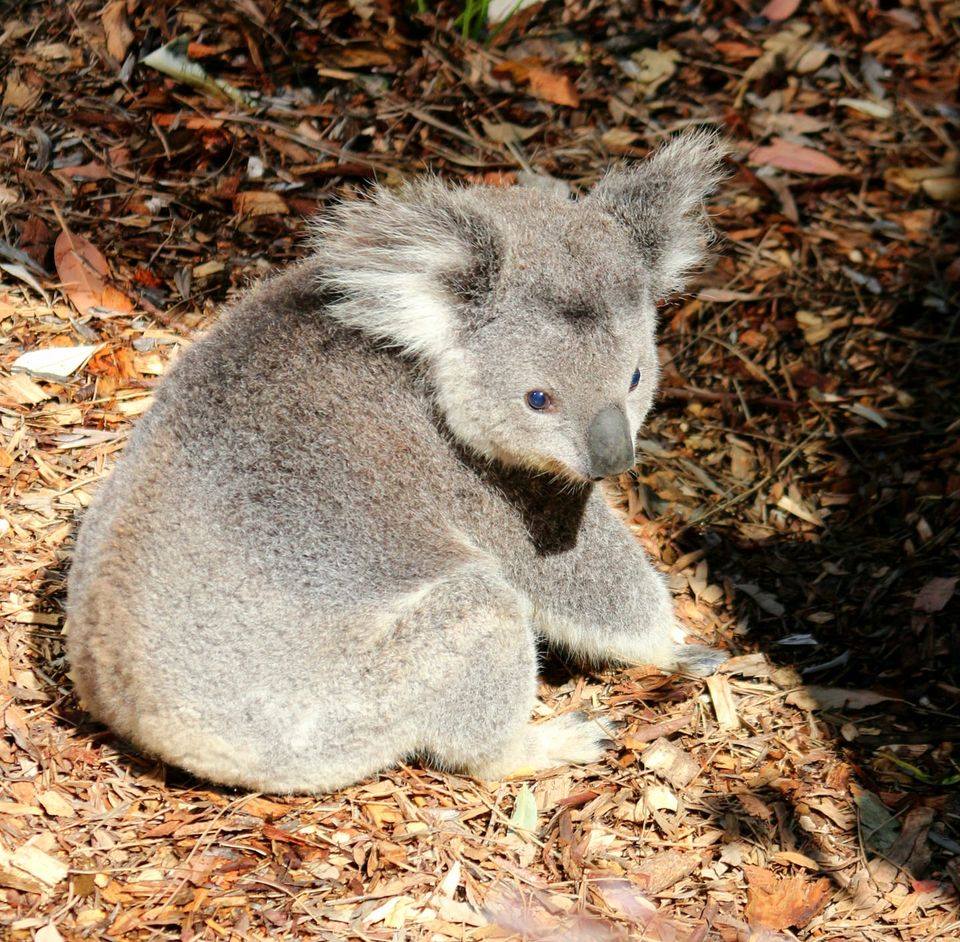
[{"left": 1, "top": 1, "right": 959, "bottom": 939}]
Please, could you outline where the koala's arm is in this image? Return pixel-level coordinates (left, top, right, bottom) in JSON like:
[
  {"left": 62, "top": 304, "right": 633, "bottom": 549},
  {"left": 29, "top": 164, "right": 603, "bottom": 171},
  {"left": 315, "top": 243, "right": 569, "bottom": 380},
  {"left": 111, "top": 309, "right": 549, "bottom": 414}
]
[{"left": 519, "top": 492, "right": 723, "bottom": 674}]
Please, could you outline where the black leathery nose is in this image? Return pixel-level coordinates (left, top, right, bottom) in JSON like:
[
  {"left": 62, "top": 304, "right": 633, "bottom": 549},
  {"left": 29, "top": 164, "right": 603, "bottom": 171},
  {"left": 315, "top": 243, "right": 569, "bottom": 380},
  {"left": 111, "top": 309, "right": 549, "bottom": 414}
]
[{"left": 587, "top": 405, "right": 635, "bottom": 478}]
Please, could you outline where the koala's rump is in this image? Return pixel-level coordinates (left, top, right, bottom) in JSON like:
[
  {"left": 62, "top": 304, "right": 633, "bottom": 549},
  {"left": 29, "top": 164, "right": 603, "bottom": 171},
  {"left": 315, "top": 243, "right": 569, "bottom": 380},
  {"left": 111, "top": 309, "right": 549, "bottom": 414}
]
[{"left": 66, "top": 269, "right": 504, "bottom": 785}]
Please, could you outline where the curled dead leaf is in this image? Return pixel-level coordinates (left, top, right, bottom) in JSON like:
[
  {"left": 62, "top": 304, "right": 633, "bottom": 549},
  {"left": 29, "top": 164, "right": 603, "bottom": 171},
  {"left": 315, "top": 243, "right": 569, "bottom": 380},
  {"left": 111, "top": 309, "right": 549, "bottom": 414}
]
[
  {"left": 53, "top": 230, "right": 133, "bottom": 317},
  {"left": 100, "top": 1, "right": 134, "bottom": 61},
  {"left": 749, "top": 138, "right": 846, "bottom": 175},
  {"left": 744, "top": 866, "right": 831, "bottom": 930}
]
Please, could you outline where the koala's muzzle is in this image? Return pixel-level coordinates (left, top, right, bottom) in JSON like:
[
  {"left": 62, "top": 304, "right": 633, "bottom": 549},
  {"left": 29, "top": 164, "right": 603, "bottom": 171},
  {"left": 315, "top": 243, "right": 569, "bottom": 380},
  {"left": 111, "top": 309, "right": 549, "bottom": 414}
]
[{"left": 587, "top": 405, "right": 635, "bottom": 479}]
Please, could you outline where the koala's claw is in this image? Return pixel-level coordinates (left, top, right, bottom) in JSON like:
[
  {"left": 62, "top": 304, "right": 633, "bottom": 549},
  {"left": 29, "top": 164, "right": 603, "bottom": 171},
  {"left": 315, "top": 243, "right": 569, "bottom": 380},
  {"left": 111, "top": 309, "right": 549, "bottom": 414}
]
[{"left": 674, "top": 642, "right": 728, "bottom": 677}]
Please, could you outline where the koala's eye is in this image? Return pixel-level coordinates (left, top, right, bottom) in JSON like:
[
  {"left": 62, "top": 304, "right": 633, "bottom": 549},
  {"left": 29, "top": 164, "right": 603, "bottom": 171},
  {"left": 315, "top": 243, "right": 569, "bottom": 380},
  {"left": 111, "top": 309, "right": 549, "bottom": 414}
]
[
  {"left": 525, "top": 390, "right": 552, "bottom": 411},
  {"left": 629, "top": 368, "right": 641, "bottom": 392}
]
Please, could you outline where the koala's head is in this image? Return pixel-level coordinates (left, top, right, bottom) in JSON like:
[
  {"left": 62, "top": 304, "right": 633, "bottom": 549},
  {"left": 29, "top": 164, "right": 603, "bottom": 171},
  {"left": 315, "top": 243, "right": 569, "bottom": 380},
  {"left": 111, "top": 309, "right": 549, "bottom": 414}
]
[{"left": 314, "top": 130, "right": 725, "bottom": 483}]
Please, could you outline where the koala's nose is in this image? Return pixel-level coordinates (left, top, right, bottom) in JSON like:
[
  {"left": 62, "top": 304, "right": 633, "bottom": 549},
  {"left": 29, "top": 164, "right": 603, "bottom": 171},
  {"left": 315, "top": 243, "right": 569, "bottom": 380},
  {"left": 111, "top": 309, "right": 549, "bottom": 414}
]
[{"left": 587, "top": 405, "right": 635, "bottom": 479}]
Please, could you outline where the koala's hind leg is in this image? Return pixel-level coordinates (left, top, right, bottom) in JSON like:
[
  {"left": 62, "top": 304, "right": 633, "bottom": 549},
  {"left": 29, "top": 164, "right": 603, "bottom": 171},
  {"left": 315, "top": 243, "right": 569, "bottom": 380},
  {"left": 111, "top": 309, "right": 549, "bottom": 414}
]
[{"left": 406, "top": 567, "right": 612, "bottom": 779}]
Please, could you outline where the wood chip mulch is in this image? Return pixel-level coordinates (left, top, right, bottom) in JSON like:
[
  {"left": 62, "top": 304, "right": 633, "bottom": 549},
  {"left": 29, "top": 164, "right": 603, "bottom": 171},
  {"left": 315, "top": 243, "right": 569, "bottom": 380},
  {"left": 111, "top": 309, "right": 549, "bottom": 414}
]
[{"left": 1, "top": 1, "right": 958, "bottom": 939}]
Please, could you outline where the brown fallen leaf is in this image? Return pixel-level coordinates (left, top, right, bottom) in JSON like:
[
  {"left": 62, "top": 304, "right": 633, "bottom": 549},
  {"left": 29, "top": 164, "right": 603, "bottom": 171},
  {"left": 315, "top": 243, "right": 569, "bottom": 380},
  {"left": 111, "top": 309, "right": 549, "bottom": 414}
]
[
  {"left": 622, "top": 712, "right": 690, "bottom": 748},
  {"left": 54, "top": 161, "right": 112, "bottom": 182},
  {"left": 635, "top": 850, "right": 702, "bottom": 894},
  {"left": 528, "top": 67, "right": 579, "bottom": 107},
  {"left": 772, "top": 851, "right": 820, "bottom": 870},
  {"left": 493, "top": 59, "right": 580, "bottom": 108},
  {"left": 922, "top": 176, "right": 960, "bottom": 203},
  {"left": 744, "top": 866, "right": 831, "bottom": 930},
  {"left": 762, "top": 0, "right": 802, "bottom": 21},
  {"left": 327, "top": 46, "right": 397, "bottom": 69},
  {"left": 786, "top": 685, "right": 893, "bottom": 710},
  {"left": 53, "top": 229, "right": 134, "bottom": 317},
  {"left": 481, "top": 119, "right": 540, "bottom": 145},
  {"left": 242, "top": 796, "right": 293, "bottom": 820},
  {"left": 640, "top": 737, "right": 699, "bottom": 788},
  {"left": 235, "top": 190, "right": 289, "bottom": 216},
  {"left": 0, "top": 374, "right": 52, "bottom": 405},
  {"left": 914, "top": 576, "right": 958, "bottom": 613},
  {"left": 100, "top": 0, "right": 135, "bottom": 61},
  {"left": 3, "top": 68, "right": 42, "bottom": 109},
  {"left": 749, "top": 138, "right": 846, "bottom": 175},
  {"left": 738, "top": 792, "right": 774, "bottom": 821}
]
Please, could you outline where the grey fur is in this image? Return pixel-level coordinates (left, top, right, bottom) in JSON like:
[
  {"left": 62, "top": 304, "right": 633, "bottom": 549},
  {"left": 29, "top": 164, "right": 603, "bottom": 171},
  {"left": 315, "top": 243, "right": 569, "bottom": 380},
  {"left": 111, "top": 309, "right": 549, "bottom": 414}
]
[{"left": 67, "top": 130, "right": 727, "bottom": 793}]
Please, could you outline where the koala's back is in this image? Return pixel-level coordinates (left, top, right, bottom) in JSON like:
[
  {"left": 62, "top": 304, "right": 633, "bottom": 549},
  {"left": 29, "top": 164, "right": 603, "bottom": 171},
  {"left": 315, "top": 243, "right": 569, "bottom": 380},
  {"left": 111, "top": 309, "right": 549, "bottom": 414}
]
[{"left": 67, "top": 260, "right": 518, "bottom": 789}]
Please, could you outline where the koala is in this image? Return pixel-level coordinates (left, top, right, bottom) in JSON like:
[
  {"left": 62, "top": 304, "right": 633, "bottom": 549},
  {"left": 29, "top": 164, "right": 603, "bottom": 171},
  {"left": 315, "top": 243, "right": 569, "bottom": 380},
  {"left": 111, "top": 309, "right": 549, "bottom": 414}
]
[{"left": 66, "top": 131, "right": 727, "bottom": 794}]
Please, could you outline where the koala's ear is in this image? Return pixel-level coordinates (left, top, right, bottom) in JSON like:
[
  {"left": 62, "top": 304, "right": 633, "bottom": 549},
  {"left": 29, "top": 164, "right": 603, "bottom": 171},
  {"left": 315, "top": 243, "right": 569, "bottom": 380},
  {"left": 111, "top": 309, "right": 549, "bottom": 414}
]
[
  {"left": 586, "top": 129, "right": 728, "bottom": 298},
  {"left": 311, "top": 182, "right": 501, "bottom": 357}
]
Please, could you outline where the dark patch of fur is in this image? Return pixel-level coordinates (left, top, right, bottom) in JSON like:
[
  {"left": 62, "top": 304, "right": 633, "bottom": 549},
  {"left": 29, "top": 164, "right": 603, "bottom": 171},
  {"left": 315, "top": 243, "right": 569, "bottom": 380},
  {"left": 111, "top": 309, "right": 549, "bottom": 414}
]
[
  {"left": 558, "top": 301, "right": 606, "bottom": 327},
  {"left": 436, "top": 206, "right": 502, "bottom": 308},
  {"left": 490, "top": 465, "right": 591, "bottom": 557},
  {"left": 443, "top": 426, "right": 591, "bottom": 557}
]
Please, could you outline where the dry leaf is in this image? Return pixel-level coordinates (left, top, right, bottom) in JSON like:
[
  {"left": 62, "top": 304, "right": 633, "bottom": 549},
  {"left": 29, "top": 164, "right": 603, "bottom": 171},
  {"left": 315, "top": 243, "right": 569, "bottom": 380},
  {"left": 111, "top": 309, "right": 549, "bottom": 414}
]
[
  {"left": 738, "top": 792, "right": 774, "bottom": 821},
  {"left": 526, "top": 67, "right": 579, "bottom": 108},
  {"left": 772, "top": 851, "right": 820, "bottom": 870},
  {"left": 838, "top": 97, "right": 893, "bottom": 119},
  {"left": 641, "top": 737, "right": 699, "bottom": 788},
  {"left": 622, "top": 713, "right": 690, "bottom": 748},
  {"left": 54, "top": 160, "right": 112, "bottom": 182},
  {"left": 628, "top": 47, "right": 680, "bottom": 96},
  {"left": 922, "top": 177, "right": 960, "bottom": 202},
  {"left": 635, "top": 850, "right": 701, "bottom": 893},
  {"left": 786, "top": 685, "right": 893, "bottom": 710},
  {"left": 480, "top": 119, "right": 539, "bottom": 144},
  {"left": 914, "top": 576, "right": 957, "bottom": 613},
  {"left": 793, "top": 44, "right": 831, "bottom": 74},
  {"left": 37, "top": 790, "right": 75, "bottom": 818},
  {"left": 328, "top": 46, "right": 395, "bottom": 69},
  {"left": 100, "top": 1, "right": 134, "bottom": 61},
  {"left": 54, "top": 230, "right": 134, "bottom": 316},
  {"left": 494, "top": 60, "right": 580, "bottom": 108},
  {"left": 640, "top": 783, "right": 679, "bottom": 815},
  {"left": 744, "top": 867, "right": 831, "bottom": 929},
  {"left": 762, "top": 0, "right": 802, "bottom": 21},
  {"left": 12, "top": 344, "right": 102, "bottom": 381},
  {"left": 488, "top": 0, "right": 540, "bottom": 22},
  {"left": 235, "top": 190, "right": 289, "bottom": 216},
  {"left": 242, "top": 796, "right": 292, "bottom": 819},
  {"left": 2, "top": 68, "right": 42, "bottom": 109},
  {"left": 749, "top": 138, "right": 845, "bottom": 175},
  {"left": 777, "top": 494, "right": 824, "bottom": 526},
  {"left": 0, "top": 373, "right": 52, "bottom": 405}
]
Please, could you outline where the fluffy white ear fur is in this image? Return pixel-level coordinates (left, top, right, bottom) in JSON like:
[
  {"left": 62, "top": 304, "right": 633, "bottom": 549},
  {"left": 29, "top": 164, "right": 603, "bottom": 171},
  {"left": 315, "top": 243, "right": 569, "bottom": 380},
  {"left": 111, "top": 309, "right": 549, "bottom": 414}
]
[
  {"left": 587, "top": 129, "right": 728, "bottom": 297},
  {"left": 311, "top": 184, "right": 493, "bottom": 358}
]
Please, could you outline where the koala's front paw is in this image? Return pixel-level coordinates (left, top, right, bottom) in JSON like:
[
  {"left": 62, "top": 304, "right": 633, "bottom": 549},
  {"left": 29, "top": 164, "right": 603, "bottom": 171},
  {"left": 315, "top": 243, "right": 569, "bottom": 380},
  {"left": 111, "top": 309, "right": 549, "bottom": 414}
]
[{"left": 673, "top": 641, "right": 729, "bottom": 677}]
